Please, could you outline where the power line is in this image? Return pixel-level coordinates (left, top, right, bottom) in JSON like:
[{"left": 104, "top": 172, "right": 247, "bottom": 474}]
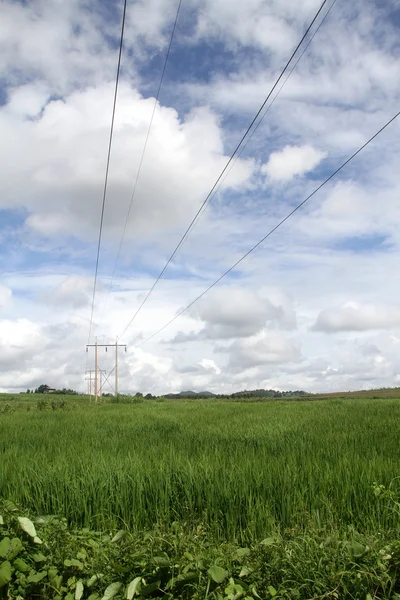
[
  {"left": 186, "top": 0, "right": 338, "bottom": 234},
  {"left": 95, "top": 0, "right": 183, "bottom": 334},
  {"left": 87, "top": 0, "right": 128, "bottom": 344},
  {"left": 133, "top": 109, "right": 400, "bottom": 348},
  {"left": 117, "top": 0, "right": 330, "bottom": 340}
]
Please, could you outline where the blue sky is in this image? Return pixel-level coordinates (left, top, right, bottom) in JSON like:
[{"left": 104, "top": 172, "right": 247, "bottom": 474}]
[{"left": 0, "top": 0, "right": 400, "bottom": 394}]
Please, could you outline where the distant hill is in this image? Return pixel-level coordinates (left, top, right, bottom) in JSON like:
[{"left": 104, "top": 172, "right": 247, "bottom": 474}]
[
  {"left": 164, "top": 390, "right": 216, "bottom": 399},
  {"left": 162, "top": 389, "right": 307, "bottom": 399}
]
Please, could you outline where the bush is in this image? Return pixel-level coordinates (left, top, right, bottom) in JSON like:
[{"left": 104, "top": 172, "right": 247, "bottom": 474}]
[{"left": 36, "top": 399, "right": 49, "bottom": 410}]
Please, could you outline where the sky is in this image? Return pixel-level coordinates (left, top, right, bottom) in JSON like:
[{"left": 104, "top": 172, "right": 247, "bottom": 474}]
[{"left": 1, "top": 0, "right": 400, "bottom": 395}]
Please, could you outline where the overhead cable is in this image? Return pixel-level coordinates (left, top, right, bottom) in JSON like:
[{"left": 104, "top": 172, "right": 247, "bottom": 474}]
[
  {"left": 134, "top": 109, "right": 400, "bottom": 347},
  {"left": 96, "top": 0, "right": 183, "bottom": 335},
  {"left": 87, "top": 0, "right": 128, "bottom": 344},
  {"left": 118, "top": 0, "right": 330, "bottom": 340}
]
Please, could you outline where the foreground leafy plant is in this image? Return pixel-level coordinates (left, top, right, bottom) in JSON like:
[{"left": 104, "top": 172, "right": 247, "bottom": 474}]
[{"left": 1, "top": 496, "right": 400, "bottom": 600}]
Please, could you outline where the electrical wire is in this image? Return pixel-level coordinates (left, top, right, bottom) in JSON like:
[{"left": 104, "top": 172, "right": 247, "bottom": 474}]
[
  {"left": 95, "top": 0, "right": 183, "bottom": 334},
  {"left": 182, "top": 0, "right": 338, "bottom": 237},
  {"left": 87, "top": 0, "right": 128, "bottom": 344},
  {"left": 133, "top": 109, "right": 400, "bottom": 347},
  {"left": 117, "top": 0, "right": 330, "bottom": 340}
]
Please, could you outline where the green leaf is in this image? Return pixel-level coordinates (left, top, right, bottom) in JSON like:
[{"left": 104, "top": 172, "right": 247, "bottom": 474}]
[
  {"left": 8, "top": 538, "right": 23, "bottom": 560},
  {"left": 236, "top": 547, "right": 251, "bottom": 559},
  {"left": 27, "top": 570, "right": 47, "bottom": 583},
  {"left": 0, "top": 539, "right": 10, "bottom": 559},
  {"left": 75, "top": 580, "right": 84, "bottom": 599},
  {"left": 64, "top": 558, "right": 84, "bottom": 569},
  {"left": 87, "top": 574, "right": 103, "bottom": 587},
  {"left": 18, "top": 517, "right": 37, "bottom": 538},
  {"left": 101, "top": 582, "right": 122, "bottom": 600},
  {"left": 140, "top": 581, "right": 160, "bottom": 596},
  {"left": 111, "top": 530, "right": 126, "bottom": 543},
  {"left": 88, "top": 595, "right": 100, "bottom": 600},
  {"left": 3, "top": 501, "right": 17, "bottom": 513},
  {"left": 33, "top": 536, "right": 42, "bottom": 544},
  {"left": 208, "top": 565, "right": 228, "bottom": 584},
  {"left": 239, "top": 566, "right": 253, "bottom": 577},
  {"left": 152, "top": 556, "right": 170, "bottom": 568},
  {"left": 224, "top": 580, "right": 244, "bottom": 596},
  {"left": 260, "top": 537, "right": 276, "bottom": 546},
  {"left": 166, "top": 572, "right": 198, "bottom": 590},
  {"left": 268, "top": 585, "right": 277, "bottom": 597},
  {"left": 0, "top": 516, "right": 4, "bottom": 526},
  {"left": 126, "top": 577, "right": 142, "bottom": 599},
  {"left": 33, "top": 552, "right": 46, "bottom": 562},
  {"left": 0, "top": 561, "right": 12, "bottom": 588},
  {"left": 251, "top": 586, "right": 261, "bottom": 599},
  {"left": 114, "top": 564, "right": 131, "bottom": 574},
  {"left": 13, "top": 558, "right": 30, "bottom": 573},
  {"left": 350, "top": 541, "right": 366, "bottom": 558},
  {"left": 48, "top": 567, "right": 58, "bottom": 580}
]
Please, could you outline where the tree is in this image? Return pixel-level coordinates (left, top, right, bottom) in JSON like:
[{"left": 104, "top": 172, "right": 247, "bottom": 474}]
[{"left": 35, "top": 384, "right": 51, "bottom": 394}]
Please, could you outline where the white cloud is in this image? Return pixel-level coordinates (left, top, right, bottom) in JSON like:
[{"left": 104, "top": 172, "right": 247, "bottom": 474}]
[
  {"left": 0, "top": 0, "right": 118, "bottom": 94},
  {"left": 0, "top": 286, "right": 12, "bottom": 312},
  {"left": 199, "top": 358, "right": 221, "bottom": 374},
  {"left": 192, "top": 0, "right": 324, "bottom": 56},
  {"left": 40, "top": 276, "right": 94, "bottom": 309},
  {"left": 262, "top": 145, "right": 327, "bottom": 182},
  {"left": 1, "top": 0, "right": 400, "bottom": 396},
  {"left": 0, "top": 318, "right": 48, "bottom": 371},
  {"left": 0, "top": 83, "right": 254, "bottom": 242},
  {"left": 218, "top": 331, "right": 302, "bottom": 371},
  {"left": 172, "top": 287, "right": 296, "bottom": 342},
  {"left": 312, "top": 302, "right": 400, "bottom": 333},
  {"left": 7, "top": 83, "right": 50, "bottom": 118}
]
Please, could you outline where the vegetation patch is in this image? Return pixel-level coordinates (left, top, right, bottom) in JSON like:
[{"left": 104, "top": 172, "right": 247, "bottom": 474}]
[
  {"left": 1, "top": 495, "right": 400, "bottom": 600},
  {"left": 1, "top": 397, "right": 400, "bottom": 598}
]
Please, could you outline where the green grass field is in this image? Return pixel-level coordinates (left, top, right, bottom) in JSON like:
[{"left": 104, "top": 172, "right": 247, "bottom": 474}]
[
  {"left": 1, "top": 396, "right": 400, "bottom": 537},
  {"left": 1, "top": 395, "right": 400, "bottom": 598}
]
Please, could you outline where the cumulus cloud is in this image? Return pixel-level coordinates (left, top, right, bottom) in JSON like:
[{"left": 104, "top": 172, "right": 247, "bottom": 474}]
[
  {"left": 312, "top": 302, "right": 400, "bottom": 332},
  {"left": 40, "top": 276, "right": 94, "bottom": 309},
  {"left": 262, "top": 145, "right": 327, "bottom": 182},
  {"left": 0, "top": 0, "right": 119, "bottom": 94},
  {"left": 0, "top": 318, "right": 48, "bottom": 371},
  {"left": 0, "top": 286, "right": 12, "bottom": 312},
  {"left": 172, "top": 287, "right": 296, "bottom": 342},
  {"left": 1, "top": 0, "right": 400, "bottom": 396},
  {"left": 0, "top": 83, "right": 254, "bottom": 242},
  {"left": 219, "top": 332, "right": 302, "bottom": 371}
]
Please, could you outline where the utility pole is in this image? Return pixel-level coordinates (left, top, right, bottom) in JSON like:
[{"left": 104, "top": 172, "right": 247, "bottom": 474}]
[
  {"left": 87, "top": 368, "right": 106, "bottom": 398},
  {"left": 115, "top": 339, "right": 119, "bottom": 397},
  {"left": 114, "top": 337, "right": 127, "bottom": 397},
  {"left": 85, "top": 369, "right": 94, "bottom": 402},
  {"left": 94, "top": 338, "right": 98, "bottom": 401},
  {"left": 86, "top": 340, "right": 127, "bottom": 401}
]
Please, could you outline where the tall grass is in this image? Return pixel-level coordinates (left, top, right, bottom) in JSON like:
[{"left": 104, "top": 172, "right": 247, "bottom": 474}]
[{"left": 1, "top": 399, "right": 399, "bottom": 541}]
